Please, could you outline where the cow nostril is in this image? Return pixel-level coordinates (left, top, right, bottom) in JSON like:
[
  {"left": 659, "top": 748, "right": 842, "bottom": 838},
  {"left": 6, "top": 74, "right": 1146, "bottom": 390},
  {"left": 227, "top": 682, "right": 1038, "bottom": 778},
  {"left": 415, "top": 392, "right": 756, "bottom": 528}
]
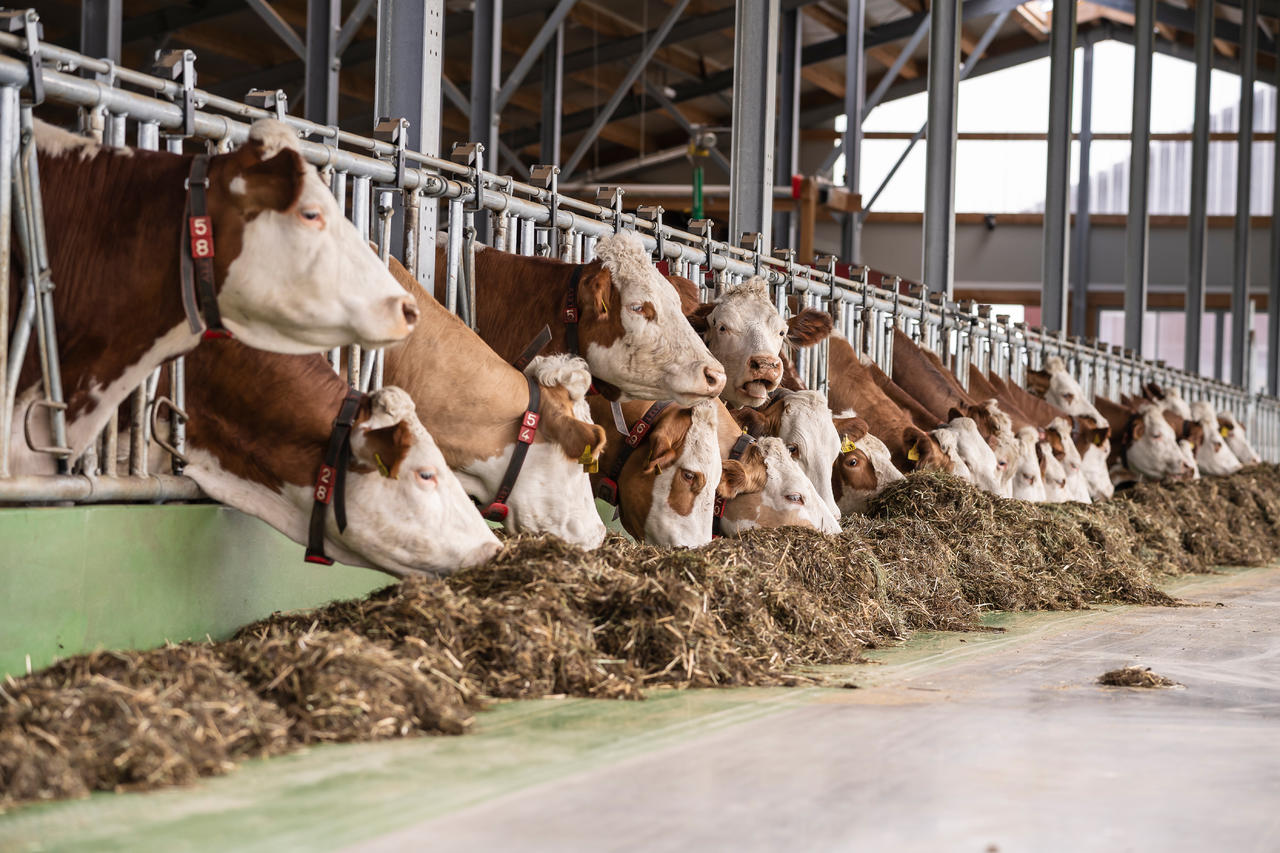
[
  {"left": 704, "top": 366, "right": 724, "bottom": 388},
  {"left": 401, "top": 298, "right": 420, "bottom": 328}
]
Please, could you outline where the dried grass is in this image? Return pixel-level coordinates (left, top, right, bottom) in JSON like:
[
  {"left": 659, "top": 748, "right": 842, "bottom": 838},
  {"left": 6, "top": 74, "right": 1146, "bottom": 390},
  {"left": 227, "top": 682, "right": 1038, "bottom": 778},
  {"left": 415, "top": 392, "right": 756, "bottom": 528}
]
[
  {"left": 1098, "top": 666, "right": 1182, "bottom": 688},
  {"left": 5, "top": 467, "right": 1280, "bottom": 811}
]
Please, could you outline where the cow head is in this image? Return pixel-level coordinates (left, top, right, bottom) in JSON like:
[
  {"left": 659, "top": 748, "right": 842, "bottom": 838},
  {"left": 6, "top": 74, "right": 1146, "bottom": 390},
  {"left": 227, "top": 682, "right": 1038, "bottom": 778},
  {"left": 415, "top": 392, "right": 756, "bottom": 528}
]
[
  {"left": 1045, "top": 418, "right": 1092, "bottom": 503},
  {"left": 1069, "top": 415, "right": 1114, "bottom": 500},
  {"left": 576, "top": 232, "right": 725, "bottom": 404},
  {"left": 941, "top": 417, "right": 1003, "bottom": 494},
  {"left": 1189, "top": 400, "right": 1242, "bottom": 476},
  {"left": 901, "top": 425, "right": 954, "bottom": 474},
  {"left": 719, "top": 437, "right": 841, "bottom": 535},
  {"left": 1037, "top": 439, "right": 1070, "bottom": 502},
  {"left": 1011, "top": 427, "right": 1047, "bottom": 502},
  {"left": 733, "top": 389, "right": 842, "bottom": 519},
  {"left": 950, "top": 401, "right": 1017, "bottom": 497},
  {"left": 931, "top": 426, "right": 974, "bottom": 482},
  {"left": 1123, "top": 402, "right": 1197, "bottom": 480},
  {"left": 1030, "top": 356, "right": 1103, "bottom": 420},
  {"left": 484, "top": 355, "right": 608, "bottom": 548},
  {"left": 212, "top": 120, "right": 417, "bottom": 352},
  {"left": 687, "top": 278, "right": 787, "bottom": 407},
  {"left": 318, "top": 387, "right": 501, "bottom": 575},
  {"left": 1218, "top": 411, "right": 1263, "bottom": 465},
  {"left": 831, "top": 415, "right": 904, "bottom": 514}
]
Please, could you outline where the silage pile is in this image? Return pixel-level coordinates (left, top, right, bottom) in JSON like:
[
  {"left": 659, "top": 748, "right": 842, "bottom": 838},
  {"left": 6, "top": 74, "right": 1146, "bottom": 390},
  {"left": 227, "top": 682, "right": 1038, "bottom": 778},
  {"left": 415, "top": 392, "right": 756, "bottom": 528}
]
[{"left": 5, "top": 466, "right": 1280, "bottom": 810}]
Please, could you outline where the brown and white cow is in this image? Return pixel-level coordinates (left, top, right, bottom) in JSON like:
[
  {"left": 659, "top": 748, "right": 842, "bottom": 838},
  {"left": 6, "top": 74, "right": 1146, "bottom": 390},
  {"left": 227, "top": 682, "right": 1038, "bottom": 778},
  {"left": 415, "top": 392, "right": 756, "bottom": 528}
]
[
  {"left": 1218, "top": 410, "right": 1263, "bottom": 465},
  {"left": 166, "top": 341, "right": 500, "bottom": 576},
  {"left": 13, "top": 120, "right": 416, "bottom": 474},
  {"left": 1187, "top": 401, "right": 1242, "bottom": 476},
  {"left": 830, "top": 414, "right": 904, "bottom": 514},
  {"left": 438, "top": 231, "right": 724, "bottom": 404},
  {"left": 382, "top": 258, "right": 607, "bottom": 548},
  {"left": 731, "top": 389, "right": 844, "bottom": 521},
  {"left": 825, "top": 334, "right": 953, "bottom": 474},
  {"left": 1095, "top": 395, "right": 1194, "bottom": 481}
]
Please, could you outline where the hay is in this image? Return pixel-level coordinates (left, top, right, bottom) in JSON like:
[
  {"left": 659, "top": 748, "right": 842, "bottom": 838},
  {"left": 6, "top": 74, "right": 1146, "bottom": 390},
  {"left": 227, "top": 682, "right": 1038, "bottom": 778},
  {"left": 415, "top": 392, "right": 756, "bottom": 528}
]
[
  {"left": 5, "top": 466, "right": 1280, "bottom": 811},
  {"left": 1098, "top": 666, "right": 1182, "bottom": 688}
]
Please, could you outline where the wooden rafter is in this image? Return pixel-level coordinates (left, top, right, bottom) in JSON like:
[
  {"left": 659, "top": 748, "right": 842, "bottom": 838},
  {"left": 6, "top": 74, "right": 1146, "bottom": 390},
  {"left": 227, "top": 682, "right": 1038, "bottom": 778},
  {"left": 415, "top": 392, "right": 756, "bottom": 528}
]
[{"left": 1013, "top": 3, "right": 1050, "bottom": 41}]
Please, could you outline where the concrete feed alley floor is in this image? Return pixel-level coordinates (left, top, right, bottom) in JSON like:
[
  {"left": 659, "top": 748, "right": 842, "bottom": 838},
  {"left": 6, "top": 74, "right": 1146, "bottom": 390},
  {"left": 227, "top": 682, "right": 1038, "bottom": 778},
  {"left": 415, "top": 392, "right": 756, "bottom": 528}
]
[{"left": 3, "top": 567, "right": 1278, "bottom": 853}]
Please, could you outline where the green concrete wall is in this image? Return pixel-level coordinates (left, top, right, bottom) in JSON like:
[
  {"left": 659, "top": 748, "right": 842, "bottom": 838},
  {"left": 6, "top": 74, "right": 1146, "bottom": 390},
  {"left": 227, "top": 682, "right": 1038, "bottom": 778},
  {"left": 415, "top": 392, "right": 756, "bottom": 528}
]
[{"left": 0, "top": 505, "right": 390, "bottom": 679}]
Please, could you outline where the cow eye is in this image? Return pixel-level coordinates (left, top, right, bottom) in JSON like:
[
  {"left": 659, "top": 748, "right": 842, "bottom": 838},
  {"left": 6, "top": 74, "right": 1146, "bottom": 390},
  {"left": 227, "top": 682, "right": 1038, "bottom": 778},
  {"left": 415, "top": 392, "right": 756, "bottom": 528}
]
[
  {"left": 786, "top": 443, "right": 799, "bottom": 458},
  {"left": 417, "top": 470, "right": 436, "bottom": 482},
  {"left": 785, "top": 493, "right": 804, "bottom": 504},
  {"left": 628, "top": 302, "right": 645, "bottom": 314},
  {"left": 718, "top": 324, "right": 727, "bottom": 333},
  {"left": 1063, "top": 393, "right": 1075, "bottom": 402},
  {"left": 845, "top": 456, "right": 859, "bottom": 467},
  {"left": 299, "top": 208, "right": 324, "bottom": 226},
  {"left": 680, "top": 469, "right": 695, "bottom": 482}
]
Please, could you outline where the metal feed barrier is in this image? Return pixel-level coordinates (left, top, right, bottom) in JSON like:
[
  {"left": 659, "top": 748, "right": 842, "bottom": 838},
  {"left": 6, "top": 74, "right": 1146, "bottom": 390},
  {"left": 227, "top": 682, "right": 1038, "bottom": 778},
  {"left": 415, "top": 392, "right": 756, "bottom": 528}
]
[{"left": 1, "top": 16, "right": 1277, "bottom": 504}]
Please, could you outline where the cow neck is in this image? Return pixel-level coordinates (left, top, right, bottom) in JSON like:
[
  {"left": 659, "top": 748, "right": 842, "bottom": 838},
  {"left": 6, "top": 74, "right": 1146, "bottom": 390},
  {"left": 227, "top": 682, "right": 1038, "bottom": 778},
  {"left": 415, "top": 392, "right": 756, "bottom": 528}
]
[
  {"left": 305, "top": 388, "right": 366, "bottom": 565},
  {"left": 180, "top": 154, "right": 231, "bottom": 339},
  {"left": 480, "top": 373, "right": 542, "bottom": 523},
  {"left": 595, "top": 400, "right": 673, "bottom": 506},
  {"left": 713, "top": 433, "right": 756, "bottom": 538},
  {"left": 559, "top": 263, "right": 622, "bottom": 400}
]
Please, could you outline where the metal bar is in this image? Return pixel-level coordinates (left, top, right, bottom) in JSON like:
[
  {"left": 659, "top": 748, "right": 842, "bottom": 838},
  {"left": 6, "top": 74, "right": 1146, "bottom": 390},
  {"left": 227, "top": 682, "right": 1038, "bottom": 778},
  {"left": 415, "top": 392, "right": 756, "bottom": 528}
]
[
  {"left": 0, "top": 475, "right": 203, "bottom": 502},
  {"left": 864, "top": 15, "right": 929, "bottom": 120},
  {"left": 245, "top": 0, "right": 306, "bottom": 59},
  {"left": 1272, "top": 64, "right": 1280, "bottom": 393},
  {"left": 773, "top": 5, "right": 801, "bottom": 250},
  {"left": 80, "top": 0, "right": 122, "bottom": 62},
  {"left": 539, "top": 14, "right": 564, "bottom": 165},
  {"left": 561, "top": 0, "right": 693, "bottom": 178},
  {"left": 923, "top": 0, "right": 960, "bottom": 296},
  {"left": 644, "top": 79, "right": 731, "bottom": 174},
  {"left": 1071, "top": 39, "right": 1093, "bottom": 338},
  {"left": 1040, "top": 0, "right": 1075, "bottom": 334},
  {"left": 1187, "top": 0, "right": 1213, "bottom": 375},
  {"left": 471, "top": 0, "right": 501, "bottom": 241},
  {"left": 335, "top": 0, "right": 375, "bottom": 55},
  {"left": 1232, "top": 0, "right": 1258, "bottom": 386},
  {"left": 1124, "top": 0, "right": 1154, "bottom": 353},
  {"left": 305, "top": 0, "right": 340, "bottom": 126},
  {"left": 495, "top": 0, "right": 578, "bottom": 112},
  {"left": 728, "top": 0, "right": 779, "bottom": 250},
  {"left": 840, "top": 0, "right": 865, "bottom": 262},
  {"left": 0, "top": 86, "right": 13, "bottom": 478}
]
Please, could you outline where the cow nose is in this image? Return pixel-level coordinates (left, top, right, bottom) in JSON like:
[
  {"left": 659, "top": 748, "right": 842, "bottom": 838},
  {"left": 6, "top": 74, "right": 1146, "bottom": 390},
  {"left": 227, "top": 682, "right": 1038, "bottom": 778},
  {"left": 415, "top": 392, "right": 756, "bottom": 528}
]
[
  {"left": 703, "top": 364, "right": 726, "bottom": 393},
  {"left": 749, "top": 355, "right": 781, "bottom": 372},
  {"left": 400, "top": 296, "right": 420, "bottom": 330},
  {"left": 460, "top": 540, "right": 502, "bottom": 568}
]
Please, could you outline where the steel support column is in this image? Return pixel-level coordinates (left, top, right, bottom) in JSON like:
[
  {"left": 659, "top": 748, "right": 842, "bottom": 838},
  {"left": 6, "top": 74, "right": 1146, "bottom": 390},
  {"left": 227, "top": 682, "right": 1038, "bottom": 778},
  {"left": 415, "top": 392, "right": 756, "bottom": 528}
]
[
  {"left": 1124, "top": 0, "right": 1154, "bottom": 353},
  {"left": 1186, "top": 0, "right": 1213, "bottom": 375},
  {"left": 539, "top": 16, "right": 564, "bottom": 165},
  {"left": 1041, "top": 0, "right": 1075, "bottom": 333},
  {"left": 922, "top": 0, "right": 960, "bottom": 296},
  {"left": 773, "top": 6, "right": 801, "bottom": 250},
  {"left": 1232, "top": 0, "right": 1258, "bottom": 386},
  {"left": 79, "top": 0, "right": 121, "bottom": 62},
  {"left": 1271, "top": 65, "right": 1280, "bottom": 393},
  {"left": 728, "top": 0, "right": 779, "bottom": 250},
  {"left": 305, "top": 0, "right": 340, "bottom": 125},
  {"left": 1070, "top": 39, "right": 1094, "bottom": 338},
  {"left": 840, "top": 0, "right": 865, "bottom": 262},
  {"left": 470, "top": 0, "right": 502, "bottom": 163},
  {"left": 375, "top": 0, "right": 443, "bottom": 281}
]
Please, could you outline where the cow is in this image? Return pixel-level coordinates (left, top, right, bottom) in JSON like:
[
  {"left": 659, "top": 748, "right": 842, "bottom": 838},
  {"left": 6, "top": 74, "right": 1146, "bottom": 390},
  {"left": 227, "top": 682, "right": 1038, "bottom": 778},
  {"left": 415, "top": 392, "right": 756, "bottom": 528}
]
[
  {"left": 930, "top": 425, "right": 973, "bottom": 482},
  {"left": 1018, "top": 359, "right": 1113, "bottom": 500},
  {"left": 1010, "top": 427, "right": 1048, "bottom": 502},
  {"left": 381, "top": 258, "right": 607, "bottom": 548},
  {"left": 1186, "top": 400, "right": 1242, "bottom": 476},
  {"left": 942, "top": 416, "right": 1003, "bottom": 493},
  {"left": 14, "top": 120, "right": 418, "bottom": 474},
  {"left": 825, "top": 334, "right": 954, "bottom": 474},
  {"left": 1218, "top": 410, "right": 1263, "bottom": 465},
  {"left": 1095, "top": 395, "right": 1195, "bottom": 482},
  {"left": 437, "top": 232, "right": 724, "bottom": 404},
  {"left": 165, "top": 341, "right": 501, "bottom": 576},
  {"left": 676, "top": 276, "right": 833, "bottom": 408},
  {"left": 1037, "top": 437, "right": 1071, "bottom": 502},
  {"left": 1026, "top": 357, "right": 1104, "bottom": 421},
  {"left": 830, "top": 414, "right": 905, "bottom": 514},
  {"left": 730, "top": 389, "right": 843, "bottom": 520}
]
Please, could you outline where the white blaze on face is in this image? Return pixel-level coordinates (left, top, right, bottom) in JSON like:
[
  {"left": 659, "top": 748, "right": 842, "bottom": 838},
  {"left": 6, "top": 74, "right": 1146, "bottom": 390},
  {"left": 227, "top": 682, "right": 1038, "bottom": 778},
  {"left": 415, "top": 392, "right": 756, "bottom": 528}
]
[
  {"left": 700, "top": 278, "right": 788, "bottom": 407},
  {"left": 1126, "top": 403, "right": 1195, "bottom": 480},
  {"left": 1189, "top": 401, "right": 1242, "bottom": 476},
  {"left": 1039, "top": 441, "right": 1070, "bottom": 502},
  {"left": 1042, "top": 356, "right": 1103, "bottom": 420},
  {"left": 1047, "top": 418, "right": 1092, "bottom": 503},
  {"left": 219, "top": 120, "right": 415, "bottom": 353},
  {"left": 776, "top": 390, "right": 842, "bottom": 519},
  {"left": 931, "top": 427, "right": 973, "bottom": 483},
  {"left": 1079, "top": 441, "right": 1115, "bottom": 501},
  {"left": 1178, "top": 440, "right": 1202, "bottom": 480},
  {"left": 588, "top": 231, "right": 725, "bottom": 404},
  {"left": 1009, "top": 427, "right": 1046, "bottom": 502},
  {"left": 642, "top": 400, "right": 722, "bottom": 547},
  {"left": 1218, "top": 411, "right": 1263, "bottom": 465},
  {"left": 721, "top": 437, "right": 841, "bottom": 534},
  {"left": 947, "top": 417, "right": 1003, "bottom": 494}
]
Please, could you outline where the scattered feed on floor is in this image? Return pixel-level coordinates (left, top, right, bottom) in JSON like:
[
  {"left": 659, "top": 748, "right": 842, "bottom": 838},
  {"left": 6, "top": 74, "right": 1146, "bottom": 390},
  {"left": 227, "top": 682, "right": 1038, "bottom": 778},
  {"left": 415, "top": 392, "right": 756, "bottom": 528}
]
[{"left": 1098, "top": 666, "right": 1183, "bottom": 688}]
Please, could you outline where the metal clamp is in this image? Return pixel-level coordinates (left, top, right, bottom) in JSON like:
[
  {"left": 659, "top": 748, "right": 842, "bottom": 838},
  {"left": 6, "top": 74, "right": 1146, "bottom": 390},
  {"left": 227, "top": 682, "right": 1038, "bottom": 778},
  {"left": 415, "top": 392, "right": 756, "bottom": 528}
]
[
  {"left": 153, "top": 49, "right": 197, "bottom": 138},
  {"left": 150, "top": 395, "right": 190, "bottom": 465},
  {"left": 530, "top": 164, "right": 561, "bottom": 257},
  {"left": 451, "top": 141, "right": 485, "bottom": 214},
  {"left": 23, "top": 399, "right": 71, "bottom": 457},
  {"left": 740, "top": 232, "right": 763, "bottom": 277},
  {"left": 246, "top": 88, "right": 289, "bottom": 120},
  {"left": 637, "top": 204, "right": 665, "bottom": 262},
  {"left": 374, "top": 117, "right": 409, "bottom": 188},
  {"left": 0, "top": 10, "right": 43, "bottom": 106},
  {"left": 596, "top": 186, "right": 624, "bottom": 232}
]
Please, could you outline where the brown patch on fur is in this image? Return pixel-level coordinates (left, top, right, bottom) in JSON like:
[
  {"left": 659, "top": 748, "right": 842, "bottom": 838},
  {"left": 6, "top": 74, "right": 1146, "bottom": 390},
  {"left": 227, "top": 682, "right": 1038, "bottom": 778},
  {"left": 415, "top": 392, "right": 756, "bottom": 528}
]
[
  {"left": 665, "top": 468, "right": 706, "bottom": 517},
  {"left": 353, "top": 421, "right": 415, "bottom": 478},
  {"left": 830, "top": 417, "right": 878, "bottom": 505}
]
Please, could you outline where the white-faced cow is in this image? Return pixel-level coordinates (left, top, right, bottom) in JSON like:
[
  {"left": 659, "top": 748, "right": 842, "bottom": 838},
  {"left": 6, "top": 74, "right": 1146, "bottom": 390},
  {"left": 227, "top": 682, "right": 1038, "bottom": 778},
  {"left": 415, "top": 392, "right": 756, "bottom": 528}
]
[
  {"left": 167, "top": 341, "right": 500, "bottom": 576},
  {"left": 382, "top": 258, "right": 607, "bottom": 548},
  {"left": 438, "top": 231, "right": 724, "bottom": 404},
  {"left": 14, "top": 120, "right": 417, "bottom": 474},
  {"left": 731, "top": 389, "right": 843, "bottom": 520},
  {"left": 1096, "top": 395, "right": 1195, "bottom": 482},
  {"left": 1188, "top": 400, "right": 1242, "bottom": 476},
  {"left": 1218, "top": 410, "right": 1263, "bottom": 465}
]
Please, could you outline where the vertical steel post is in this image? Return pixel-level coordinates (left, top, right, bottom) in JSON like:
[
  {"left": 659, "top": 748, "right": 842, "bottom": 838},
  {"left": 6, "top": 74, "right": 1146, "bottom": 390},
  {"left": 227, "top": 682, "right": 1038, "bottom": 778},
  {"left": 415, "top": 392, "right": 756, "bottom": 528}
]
[
  {"left": 1071, "top": 39, "right": 1093, "bottom": 338},
  {"left": 1232, "top": 0, "right": 1258, "bottom": 387},
  {"left": 1271, "top": 69, "right": 1280, "bottom": 393},
  {"left": 1186, "top": 0, "right": 1213, "bottom": 376},
  {"left": 1041, "top": 0, "right": 1075, "bottom": 333},
  {"left": 923, "top": 0, "right": 959, "bottom": 296},
  {"left": 305, "top": 0, "right": 340, "bottom": 125},
  {"left": 375, "top": 0, "right": 443, "bottom": 283},
  {"left": 0, "top": 87, "right": 13, "bottom": 478},
  {"left": 774, "top": 5, "right": 801, "bottom": 251},
  {"left": 79, "top": 0, "right": 121, "bottom": 61},
  {"left": 540, "top": 15, "right": 564, "bottom": 166},
  {"left": 728, "top": 0, "right": 779, "bottom": 251},
  {"left": 840, "top": 0, "right": 865, "bottom": 262},
  {"left": 1124, "top": 0, "right": 1154, "bottom": 354}
]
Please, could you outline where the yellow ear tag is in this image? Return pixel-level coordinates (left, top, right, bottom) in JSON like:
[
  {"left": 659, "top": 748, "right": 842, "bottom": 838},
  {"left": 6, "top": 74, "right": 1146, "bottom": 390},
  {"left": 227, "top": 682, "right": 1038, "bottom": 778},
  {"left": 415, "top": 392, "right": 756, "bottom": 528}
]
[
  {"left": 841, "top": 437, "right": 857, "bottom": 454},
  {"left": 374, "top": 452, "right": 392, "bottom": 478},
  {"left": 1220, "top": 426, "right": 1230, "bottom": 438},
  {"left": 1092, "top": 433, "right": 1105, "bottom": 446},
  {"left": 600, "top": 298, "right": 608, "bottom": 316},
  {"left": 907, "top": 445, "right": 920, "bottom": 462},
  {"left": 579, "top": 445, "right": 598, "bottom": 474}
]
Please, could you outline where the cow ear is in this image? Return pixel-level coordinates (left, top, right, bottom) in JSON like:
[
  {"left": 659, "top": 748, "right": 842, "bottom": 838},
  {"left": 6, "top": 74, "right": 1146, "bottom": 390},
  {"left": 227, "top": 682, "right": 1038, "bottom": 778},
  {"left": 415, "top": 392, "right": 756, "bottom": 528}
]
[
  {"left": 786, "top": 309, "right": 834, "bottom": 348},
  {"left": 833, "top": 416, "right": 868, "bottom": 444},
  {"left": 1188, "top": 423, "right": 1205, "bottom": 448},
  {"left": 716, "top": 459, "right": 748, "bottom": 499},
  {"left": 687, "top": 302, "right": 715, "bottom": 334},
  {"left": 1025, "top": 369, "right": 1050, "bottom": 396},
  {"left": 665, "top": 274, "right": 703, "bottom": 315},
  {"left": 1132, "top": 418, "right": 1146, "bottom": 439},
  {"left": 642, "top": 411, "right": 685, "bottom": 474},
  {"left": 732, "top": 407, "right": 769, "bottom": 438},
  {"left": 902, "top": 427, "right": 928, "bottom": 469},
  {"left": 351, "top": 420, "right": 414, "bottom": 478},
  {"left": 230, "top": 147, "right": 307, "bottom": 214},
  {"left": 545, "top": 410, "right": 607, "bottom": 468},
  {"left": 580, "top": 267, "right": 615, "bottom": 319}
]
